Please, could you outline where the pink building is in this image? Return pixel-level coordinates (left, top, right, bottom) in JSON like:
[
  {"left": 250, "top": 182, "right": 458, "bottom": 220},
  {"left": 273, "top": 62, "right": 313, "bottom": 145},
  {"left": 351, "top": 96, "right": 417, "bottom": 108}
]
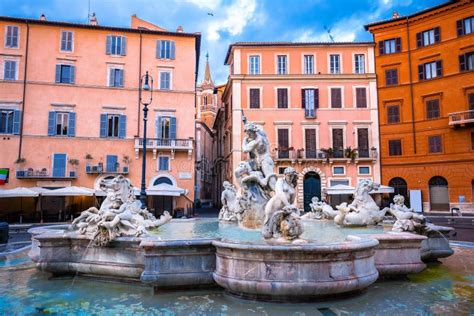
[
  {"left": 0, "top": 15, "right": 200, "bottom": 222},
  {"left": 222, "top": 42, "right": 381, "bottom": 210}
]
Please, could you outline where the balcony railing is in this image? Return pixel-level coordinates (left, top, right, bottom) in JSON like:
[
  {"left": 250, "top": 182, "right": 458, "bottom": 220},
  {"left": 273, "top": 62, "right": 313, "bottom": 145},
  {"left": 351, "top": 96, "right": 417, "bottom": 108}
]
[
  {"left": 16, "top": 168, "right": 77, "bottom": 179},
  {"left": 305, "top": 108, "right": 316, "bottom": 119},
  {"left": 134, "top": 137, "right": 193, "bottom": 151},
  {"left": 449, "top": 110, "right": 474, "bottom": 127}
]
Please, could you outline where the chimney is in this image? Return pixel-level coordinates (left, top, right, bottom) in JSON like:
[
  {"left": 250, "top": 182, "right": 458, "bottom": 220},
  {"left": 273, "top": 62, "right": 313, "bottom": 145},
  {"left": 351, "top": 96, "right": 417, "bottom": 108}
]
[
  {"left": 392, "top": 11, "right": 400, "bottom": 19},
  {"left": 176, "top": 25, "right": 184, "bottom": 33},
  {"left": 39, "top": 14, "right": 46, "bottom": 21},
  {"left": 89, "top": 12, "right": 98, "bottom": 25}
]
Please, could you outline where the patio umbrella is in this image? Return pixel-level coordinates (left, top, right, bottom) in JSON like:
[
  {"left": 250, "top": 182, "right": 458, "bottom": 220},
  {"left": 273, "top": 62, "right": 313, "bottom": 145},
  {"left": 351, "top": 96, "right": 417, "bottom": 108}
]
[
  {"left": 0, "top": 187, "right": 39, "bottom": 223},
  {"left": 41, "top": 186, "right": 94, "bottom": 221},
  {"left": 324, "top": 184, "right": 355, "bottom": 195},
  {"left": 146, "top": 183, "right": 186, "bottom": 196}
]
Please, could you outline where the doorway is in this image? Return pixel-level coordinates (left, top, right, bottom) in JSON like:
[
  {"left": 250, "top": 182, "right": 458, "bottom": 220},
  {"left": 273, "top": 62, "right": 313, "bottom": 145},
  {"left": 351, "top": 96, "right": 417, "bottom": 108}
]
[
  {"left": 303, "top": 172, "right": 321, "bottom": 212},
  {"left": 429, "top": 176, "right": 449, "bottom": 211}
]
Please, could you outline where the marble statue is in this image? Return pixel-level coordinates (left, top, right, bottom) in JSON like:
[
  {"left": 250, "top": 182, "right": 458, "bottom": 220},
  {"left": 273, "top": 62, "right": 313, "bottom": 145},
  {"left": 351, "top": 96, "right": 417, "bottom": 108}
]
[
  {"left": 262, "top": 167, "right": 305, "bottom": 243},
  {"left": 70, "top": 175, "right": 171, "bottom": 246},
  {"left": 301, "top": 196, "right": 339, "bottom": 220},
  {"left": 218, "top": 181, "right": 240, "bottom": 222},
  {"left": 334, "top": 179, "right": 388, "bottom": 227},
  {"left": 388, "top": 194, "right": 427, "bottom": 233}
]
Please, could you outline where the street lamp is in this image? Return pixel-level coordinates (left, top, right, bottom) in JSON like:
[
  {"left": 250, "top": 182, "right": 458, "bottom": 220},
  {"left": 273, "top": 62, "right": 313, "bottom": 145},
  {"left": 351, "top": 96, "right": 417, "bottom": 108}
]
[{"left": 139, "top": 71, "right": 153, "bottom": 209}]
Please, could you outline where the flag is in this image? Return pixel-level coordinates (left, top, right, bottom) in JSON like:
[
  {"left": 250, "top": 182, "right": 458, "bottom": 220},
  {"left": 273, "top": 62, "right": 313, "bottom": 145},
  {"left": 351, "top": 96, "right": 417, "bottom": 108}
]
[{"left": 0, "top": 169, "right": 9, "bottom": 185}]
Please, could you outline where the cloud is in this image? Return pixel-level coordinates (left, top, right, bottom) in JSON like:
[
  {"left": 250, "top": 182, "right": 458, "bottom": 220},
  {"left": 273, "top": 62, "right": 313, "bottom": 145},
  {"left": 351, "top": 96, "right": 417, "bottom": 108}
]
[{"left": 184, "top": 0, "right": 222, "bottom": 10}]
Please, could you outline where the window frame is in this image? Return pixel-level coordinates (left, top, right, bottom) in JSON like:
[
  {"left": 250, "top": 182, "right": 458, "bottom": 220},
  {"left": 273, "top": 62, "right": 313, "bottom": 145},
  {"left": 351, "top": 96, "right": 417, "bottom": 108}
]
[
  {"left": 0, "top": 109, "right": 15, "bottom": 134},
  {"left": 358, "top": 166, "right": 371, "bottom": 176},
  {"left": 158, "top": 70, "right": 172, "bottom": 90},
  {"left": 303, "top": 126, "right": 319, "bottom": 159},
  {"left": 158, "top": 155, "right": 171, "bottom": 171},
  {"left": 379, "top": 38, "right": 401, "bottom": 55},
  {"left": 303, "top": 54, "right": 315, "bottom": 75},
  {"left": 3, "top": 59, "right": 18, "bottom": 80},
  {"left": 5, "top": 25, "right": 19, "bottom": 49},
  {"left": 248, "top": 87, "right": 262, "bottom": 109},
  {"left": 55, "top": 112, "right": 69, "bottom": 136},
  {"left": 428, "top": 135, "right": 443, "bottom": 154},
  {"left": 328, "top": 53, "right": 341, "bottom": 74},
  {"left": 248, "top": 54, "right": 261, "bottom": 75},
  {"left": 353, "top": 53, "right": 366, "bottom": 74},
  {"left": 60, "top": 30, "right": 74, "bottom": 53},
  {"left": 385, "top": 68, "right": 398, "bottom": 86},
  {"left": 107, "top": 114, "right": 121, "bottom": 138},
  {"left": 425, "top": 98, "right": 441, "bottom": 120},
  {"left": 275, "top": 87, "right": 289, "bottom": 109},
  {"left": 388, "top": 139, "right": 402, "bottom": 156},
  {"left": 387, "top": 104, "right": 401, "bottom": 124},
  {"left": 108, "top": 66, "right": 124, "bottom": 88},
  {"left": 276, "top": 127, "right": 291, "bottom": 159},
  {"left": 332, "top": 166, "right": 346, "bottom": 176},
  {"left": 57, "top": 64, "right": 75, "bottom": 84},
  {"left": 354, "top": 86, "right": 368, "bottom": 108},
  {"left": 329, "top": 86, "right": 344, "bottom": 108},
  {"left": 276, "top": 54, "right": 288, "bottom": 75}
]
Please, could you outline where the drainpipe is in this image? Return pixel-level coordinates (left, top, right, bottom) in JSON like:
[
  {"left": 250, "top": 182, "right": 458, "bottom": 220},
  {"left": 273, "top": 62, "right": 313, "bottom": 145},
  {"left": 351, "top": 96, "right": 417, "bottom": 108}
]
[
  {"left": 18, "top": 21, "right": 30, "bottom": 160},
  {"left": 371, "top": 34, "right": 383, "bottom": 184},
  {"left": 137, "top": 30, "right": 143, "bottom": 137},
  {"left": 406, "top": 17, "right": 417, "bottom": 154}
]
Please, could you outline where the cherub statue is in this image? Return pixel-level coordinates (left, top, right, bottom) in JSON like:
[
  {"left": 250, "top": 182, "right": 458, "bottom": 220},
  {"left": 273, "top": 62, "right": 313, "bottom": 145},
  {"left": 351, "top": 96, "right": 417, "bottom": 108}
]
[
  {"left": 218, "top": 181, "right": 240, "bottom": 222},
  {"left": 388, "top": 194, "right": 426, "bottom": 233}
]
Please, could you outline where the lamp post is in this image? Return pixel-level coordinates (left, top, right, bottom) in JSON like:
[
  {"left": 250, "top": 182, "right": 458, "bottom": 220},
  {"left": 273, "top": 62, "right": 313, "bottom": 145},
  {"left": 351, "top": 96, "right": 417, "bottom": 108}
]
[{"left": 139, "top": 71, "right": 153, "bottom": 209}]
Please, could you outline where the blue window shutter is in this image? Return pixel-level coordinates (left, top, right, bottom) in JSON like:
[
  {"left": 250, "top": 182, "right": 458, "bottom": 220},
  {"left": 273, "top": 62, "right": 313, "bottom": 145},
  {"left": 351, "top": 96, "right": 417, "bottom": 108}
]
[
  {"left": 109, "top": 68, "right": 115, "bottom": 86},
  {"left": 106, "top": 35, "right": 111, "bottom": 54},
  {"left": 48, "top": 111, "right": 56, "bottom": 136},
  {"left": 170, "top": 117, "right": 176, "bottom": 139},
  {"left": 53, "top": 153, "right": 67, "bottom": 177},
  {"left": 100, "top": 114, "right": 107, "bottom": 138},
  {"left": 121, "top": 36, "right": 127, "bottom": 56},
  {"left": 70, "top": 66, "right": 76, "bottom": 84},
  {"left": 119, "top": 115, "right": 126, "bottom": 139},
  {"left": 156, "top": 40, "right": 161, "bottom": 58},
  {"left": 55, "top": 65, "right": 61, "bottom": 83},
  {"left": 106, "top": 155, "right": 118, "bottom": 172},
  {"left": 12, "top": 110, "right": 20, "bottom": 135},
  {"left": 170, "top": 41, "right": 176, "bottom": 59},
  {"left": 119, "top": 69, "right": 124, "bottom": 87},
  {"left": 156, "top": 116, "right": 163, "bottom": 138},
  {"left": 68, "top": 112, "right": 76, "bottom": 137}
]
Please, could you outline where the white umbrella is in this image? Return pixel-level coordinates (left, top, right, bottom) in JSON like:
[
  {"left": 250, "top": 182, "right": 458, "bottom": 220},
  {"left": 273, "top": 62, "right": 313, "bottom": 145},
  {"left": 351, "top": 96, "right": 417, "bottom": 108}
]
[
  {"left": 41, "top": 186, "right": 94, "bottom": 196},
  {"left": 146, "top": 183, "right": 186, "bottom": 196},
  {"left": 94, "top": 187, "right": 141, "bottom": 196},
  {"left": 325, "top": 184, "right": 355, "bottom": 195},
  {"left": 370, "top": 185, "right": 395, "bottom": 194},
  {"left": 0, "top": 187, "right": 39, "bottom": 198}
]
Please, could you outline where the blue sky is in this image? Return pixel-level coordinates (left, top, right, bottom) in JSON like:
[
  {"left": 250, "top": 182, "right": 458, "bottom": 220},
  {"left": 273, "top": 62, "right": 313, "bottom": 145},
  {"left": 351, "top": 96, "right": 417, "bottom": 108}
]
[{"left": 0, "top": 0, "right": 445, "bottom": 83}]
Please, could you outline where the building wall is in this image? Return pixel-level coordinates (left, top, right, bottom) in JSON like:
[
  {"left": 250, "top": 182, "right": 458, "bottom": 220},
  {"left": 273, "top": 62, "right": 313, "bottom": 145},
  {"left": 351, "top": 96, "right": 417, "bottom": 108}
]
[
  {"left": 223, "top": 43, "right": 380, "bottom": 209},
  {"left": 367, "top": 0, "right": 474, "bottom": 212},
  {"left": 0, "top": 16, "right": 199, "bottom": 213}
]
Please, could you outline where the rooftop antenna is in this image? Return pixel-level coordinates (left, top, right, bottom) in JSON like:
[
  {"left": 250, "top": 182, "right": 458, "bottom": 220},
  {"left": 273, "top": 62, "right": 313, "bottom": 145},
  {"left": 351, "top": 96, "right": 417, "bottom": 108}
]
[
  {"left": 324, "top": 26, "right": 335, "bottom": 42},
  {"left": 87, "top": 0, "right": 91, "bottom": 23}
]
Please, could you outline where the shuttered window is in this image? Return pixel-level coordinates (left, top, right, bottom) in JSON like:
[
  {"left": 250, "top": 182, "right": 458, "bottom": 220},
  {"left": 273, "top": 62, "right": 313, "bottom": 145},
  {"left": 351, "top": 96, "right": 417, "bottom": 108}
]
[
  {"left": 3, "top": 60, "right": 17, "bottom": 80},
  {"left": 277, "top": 55, "right": 287, "bottom": 75},
  {"left": 355, "top": 88, "right": 367, "bottom": 108},
  {"left": 277, "top": 88, "right": 288, "bottom": 108},
  {"left": 277, "top": 128, "right": 289, "bottom": 159},
  {"left": 385, "top": 69, "right": 398, "bottom": 86},
  {"left": 416, "top": 27, "right": 440, "bottom": 47},
  {"left": 249, "top": 89, "right": 260, "bottom": 108},
  {"left": 459, "top": 51, "right": 474, "bottom": 72},
  {"left": 249, "top": 55, "right": 260, "bottom": 74},
  {"left": 304, "top": 55, "right": 314, "bottom": 74},
  {"left": 156, "top": 116, "right": 176, "bottom": 139},
  {"left": 5, "top": 26, "right": 19, "bottom": 48},
  {"left": 330, "top": 88, "right": 342, "bottom": 108},
  {"left": 55, "top": 64, "right": 75, "bottom": 84},
  {"left": 60, "top": 31, "right": 73, "bottom": 52},
  {"left": 301, "top": 88, "right": 318, "bottom": 118},
  {"left": 48, "top": 111, "right": 75, "bottom": 137},
  {"left": 106, "top": 155, "right": 118, "bottom": 173},
  {"left": 379, "top": 38, "right": 401, "bottom": 55},
  {"left": 100, "top": 114, "right": 126, "bottom": 139},
  {"left": 52, "top": 153, "right": 67, "bottom": 177},
  {"left": 0, "top": 109, "right": 20, "bottom": 134},
  {"left": 158, "top": 156, "right": 170, "bottom": 171},
  {"left": 354, "top": 54, "right": 365, "bottom": 74},
  {"left": 418, "top": 60, "right": 442, "bottom": 80},
  {"left": 106, "top": 35, "right": 127, "bottom": 55},
  {"left": 156, "top": 40, "right": 176, "bottom": 59},
  {"left": 329, "top": 54, "right": 340, "bottom": 74},
  {"left": 428, "top": 136, "right": 442, "bottom": 153},
  {"left": 332, "top": 128, "right": 344, "bottom": 158},
  {"left": 387, "top": 105, "right": 400, "bottom": 124},
  {"left": 305, "top": 129, "right": 317, "bottom": 158},
  {"left": 357, "top": 128, "right": 369, "bottom": 158},
  {"left": 457, "top": 16, "right": 474, "bottom": 36},
  {"left": 469, "top": 93, "right": 474, "bottom": 111},
  {"left": 426, "top": 99, "right": 440, "bottom": 119},
  {"left": 109, "top": 68, "right": 124, "bottom": 87},
  {"left": 388, "top": 140, "right": 402, "bottom": 156},
  {"left": 159, "top": 71, "right": 171, "bottom": 90}
]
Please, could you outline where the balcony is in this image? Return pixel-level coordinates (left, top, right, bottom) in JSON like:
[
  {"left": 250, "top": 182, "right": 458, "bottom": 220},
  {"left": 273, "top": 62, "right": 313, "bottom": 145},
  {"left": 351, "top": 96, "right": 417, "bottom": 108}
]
[
  {"left": 134, "top": 137, "right": 194, "bottom": 159},
  {"left": 449, "top": 110, "right": 474, "bottom": 128},
  {"left": 305, "top": 108, "right": 316, "bottom": 119},
  {"left": 85, "top": 163, "right": 129, "bottom": 175},
  {"left": 16, "top": 168, "right": 77, "bottom": 180},
  {"left": 355, "top": 147, "right": 378, "bottom": 162}
]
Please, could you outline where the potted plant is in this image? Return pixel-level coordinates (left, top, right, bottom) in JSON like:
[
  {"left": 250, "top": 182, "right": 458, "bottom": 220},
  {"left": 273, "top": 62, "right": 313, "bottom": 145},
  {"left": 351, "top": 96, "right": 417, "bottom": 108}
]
[
  {"left": 344, "top": 147, "right": 358, "bottom": 162},
  {"left": 122, "top": 155, "right": 131, "bottom": 173},
  {"left": 84, "top": 154, "right": 93, "bottom": 173},
  {"left": 68, "top": 158, "right": 79, "bottom": 177}
]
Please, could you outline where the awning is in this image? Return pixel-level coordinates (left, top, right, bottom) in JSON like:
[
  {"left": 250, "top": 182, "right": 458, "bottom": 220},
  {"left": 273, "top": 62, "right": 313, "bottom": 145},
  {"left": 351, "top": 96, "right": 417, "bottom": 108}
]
[
  {"left": 94, "top": 187, "right": 141, "bottom": 196},
  {"left": 41, "top": 186, "right": 94, "bottom": 196},
  {"left": 0, "top": 187, "right": 40, "bottom": 198},
  {"left": 146, "top": 183, "right": 186, "bottom": 196},
  {"left": 370, "top": 185, "right": 395, "bottom": 194},
  {"left": 324, "top": 184, "right": 355, "bottom": 195}
]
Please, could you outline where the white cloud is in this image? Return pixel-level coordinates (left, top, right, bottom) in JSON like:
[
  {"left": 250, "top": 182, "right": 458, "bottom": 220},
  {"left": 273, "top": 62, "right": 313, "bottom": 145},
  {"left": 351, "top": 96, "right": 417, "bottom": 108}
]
[{"left": 184, "top": 0, "right": 222, "bottom": 10}]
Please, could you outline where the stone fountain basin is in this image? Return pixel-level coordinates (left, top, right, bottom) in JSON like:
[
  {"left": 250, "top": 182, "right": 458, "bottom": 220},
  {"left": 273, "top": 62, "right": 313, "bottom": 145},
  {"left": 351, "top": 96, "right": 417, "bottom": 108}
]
[{"left": 212, "top": 238, "right": 380, "bottom": 302}]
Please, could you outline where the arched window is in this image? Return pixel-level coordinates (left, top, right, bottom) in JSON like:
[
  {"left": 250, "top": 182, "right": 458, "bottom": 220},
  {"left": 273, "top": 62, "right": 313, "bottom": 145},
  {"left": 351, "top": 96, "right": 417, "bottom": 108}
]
[
  {"left": 153, "top": 176, "right": 173, "bottom": 186},
  {"left": 429, "top": 176, "right": 448, "bottom": 186},
  {"left": 388, "top": 177, "right": 408, "bottom": 206}
]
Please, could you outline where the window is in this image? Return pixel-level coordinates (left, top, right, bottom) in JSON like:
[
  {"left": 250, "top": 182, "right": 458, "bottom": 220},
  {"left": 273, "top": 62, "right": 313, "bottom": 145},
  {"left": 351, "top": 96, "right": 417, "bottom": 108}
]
[
  {"left": 459, "top": 52, "right": 474, "bottom": 72},
  {"left": 60, "top": 31, "right": 73, "bottom": 52},
  {"left": 426, "top": 99, "right": 440, "bottom": 119},
  {"left": 100, "top": 114, "right": 126, "bottom": 139},
  {"left": 249, "top": 88, "right": 260, "bottom": 108},
  {"left": 277, "top": 55, "right": 287, "bottom": 74},
  {"left": 158, "top": 156, "right": 170, "bottom": 171},
  {"left": 106, "top": 155, "right": 118, "bottom": 173},
  {"left": 330, "top": 179, "right": 349, "bottom": 186},
  {"left": 330, "top": 88, "right": 342, "bottom": 108},
  {"left": 3, "top": 60, "right": 17, "bottom": 80},
  {"left": 357, "top": 128, "right": 369, "bottom": 158},
  {"left": 388, "top": 140, "right": 402, "bottom": 156},
  {"left": 358, "top": 166, "right": 370, "bottom": 175},
  {"left": 106, "top": 35, "right": 126, "bottom": 55},
  {"left": 332, "top": 128, "right": 344, "bottom": 158},
  {"left": 469, "top": 93, "right": 474, "bottom": 110},
  {"left": 428, "top": 135, "right": 442, "bottom": 153},
  {"left": 457, "top": 16, "right": 474, "bottom": 36},
  {"left": 55, "top": 64, "right": 75, "bottom": 84},
  {"left": 48, "top": 111, "right": 75, "bottom": 137},
  {"left": 278, "top": 167, "right": 286, "bottom": 174},
  {"left": 159, "top": 71, "right": 171, "bottom": 90},
  {"left": 156, "top": 116, "right": 176, "bottom": 139},
  {"left": 354, "top": 54, "right": 365, "bottom": 74},
  {"left": 419, "top": 61, "right": 442, "bottom": 80},
  {"left": 277, "top": 128, "right": 289, "bottom": 159},
  {"left": 416, "top": 27, "right": 440, "bottom": 47},
  {"left": 5, "top": 26, "right": 19, "bottom": 48},
  {"left": 301, "top": 88, "right": 319, "bottom": 118},
  {"left": 305, "top": 129, "right": 317, "bottom": 158},
  {"left": 304, "top": 55, "right": 314, "bottom": 74},
  {"left": 157, "top": 40, "right": 176, "bottom": 59},
  {"left": 355, "top": 88, "right": 367, "bottom": 108},
  {"left": 0, "top": 109, "right": 20, "bottom": 134},
  {"left": 333, "top": 166, "right": 345, "bottom": 175},
  {"left": 385, "top": 69, "right": 398, "bottom": 86},
  {"left": 277, "top": 88, "right": 288, "bottom": 108},
  {"left": 109, "top": 68, "right": 124, "bottom": 87},
  {"left": 379, "top": 38, "right": 401, "bottom": 55},
  {"left": 387, "top": 105, "right": 400, "bottom": 124},
  {"left": 52, "top": 153, "right": 67, "bottom": 177},
  {"left": 471, "top": 132, "right": 474, "bottom": 150},
  {"left": 329, "top": 54, "right": 340, "bottom": 74},
  {"left": 249, "top": 55, "right": 260, "bottom": 74}
]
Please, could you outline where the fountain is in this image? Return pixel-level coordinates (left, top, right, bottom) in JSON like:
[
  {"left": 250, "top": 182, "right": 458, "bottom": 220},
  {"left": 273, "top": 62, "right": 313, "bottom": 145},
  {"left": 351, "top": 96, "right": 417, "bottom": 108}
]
[{"left": 27, "top": 121, "right": 455, "bottom": 302}]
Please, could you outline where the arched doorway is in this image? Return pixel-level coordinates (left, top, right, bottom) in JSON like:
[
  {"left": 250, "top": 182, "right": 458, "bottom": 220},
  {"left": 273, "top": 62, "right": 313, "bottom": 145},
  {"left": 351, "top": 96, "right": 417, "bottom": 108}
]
[
  {"left": 429, "top": 176, "right": 449, "bottom": 211},
  {"left": 303, "top": 172, "right": 321, "bottom": 212},
  {"left": 151, "top": 176, "right": 174, "bottom": 217},
  {"left": 389, "top": 177, "right": 408, "bottom": 206},
  {"left": 154, "top": 177, "right": 173, "bottom": 186}
]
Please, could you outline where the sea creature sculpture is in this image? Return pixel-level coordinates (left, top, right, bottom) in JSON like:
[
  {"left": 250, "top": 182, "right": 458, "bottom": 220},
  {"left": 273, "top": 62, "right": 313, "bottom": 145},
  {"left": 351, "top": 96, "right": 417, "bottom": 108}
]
[
  {"left": 301, "top": 196, "right": 339, "bottom": 220},
  {"left": 388, "top": 194, "right": 427, "bottom": 233},
  {"left": 218, "top": 181, "right": 241, "bottom": 222}
]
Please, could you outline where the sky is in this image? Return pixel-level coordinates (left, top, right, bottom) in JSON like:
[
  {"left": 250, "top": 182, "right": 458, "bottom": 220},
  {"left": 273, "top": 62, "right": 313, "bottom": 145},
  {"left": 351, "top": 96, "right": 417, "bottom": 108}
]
[{"left": 0, "top": 0, "right": 446, "bottom": 84}]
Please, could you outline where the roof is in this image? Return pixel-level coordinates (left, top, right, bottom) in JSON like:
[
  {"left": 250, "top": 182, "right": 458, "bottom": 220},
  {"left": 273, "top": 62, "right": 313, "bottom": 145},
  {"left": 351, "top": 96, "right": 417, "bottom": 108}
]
[
  {"left": 224, "top": 41, "right": 375, "bottom": 65},
  {"left": 364, "top": 0, "right": 460, "bottom": 30}
]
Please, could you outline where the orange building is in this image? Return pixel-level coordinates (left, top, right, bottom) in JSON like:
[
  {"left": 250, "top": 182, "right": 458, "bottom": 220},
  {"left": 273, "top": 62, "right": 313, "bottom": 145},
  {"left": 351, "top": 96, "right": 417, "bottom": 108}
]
[
  {"left": 365, "top": 0, "right": 474, "bottom": 212},
  {"left": 0, "top": 14, "right": 201, "bottom": 222}
]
